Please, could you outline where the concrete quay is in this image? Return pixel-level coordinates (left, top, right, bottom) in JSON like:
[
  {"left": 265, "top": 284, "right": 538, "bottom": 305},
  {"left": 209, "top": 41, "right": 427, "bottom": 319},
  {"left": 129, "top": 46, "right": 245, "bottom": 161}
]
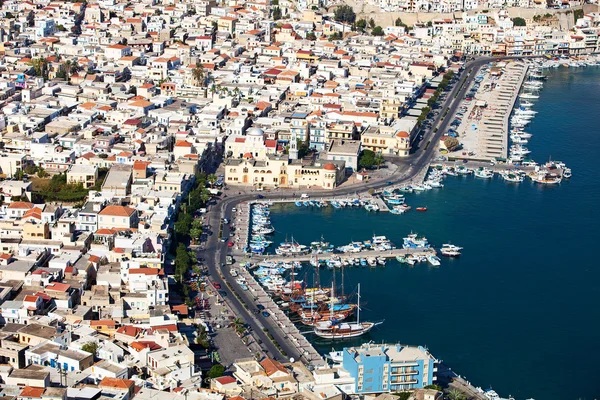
[
  {"left": 249, "top": 247, "right": 436, "bottom": 264},
  {"left": 233, "top": 262, "right": 327, "bottom": 367},
  {"left": 451, "top": 60, "right": 529, "bottom": 161}
]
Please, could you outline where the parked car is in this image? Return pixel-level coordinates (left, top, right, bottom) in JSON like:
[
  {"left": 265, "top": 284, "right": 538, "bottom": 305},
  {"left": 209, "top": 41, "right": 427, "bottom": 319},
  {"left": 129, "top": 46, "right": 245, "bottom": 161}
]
[
  {"left": 257, "top": 304, "right": 265, "bottom": 310},
  {"left": 262, "top": 311, "right": 270, "bottom": 317},
  {"left": 213, "top": 282, "right": 222, "bottom": 289}
]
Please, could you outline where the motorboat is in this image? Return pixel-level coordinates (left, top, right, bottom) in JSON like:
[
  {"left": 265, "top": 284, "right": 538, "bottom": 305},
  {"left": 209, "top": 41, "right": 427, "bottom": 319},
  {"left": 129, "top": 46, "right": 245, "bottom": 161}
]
[
  {"left": 427, "top": 255, "right": 441, "bottom": 266},
  {"left": 441, "top": 244, "right": 463, "bottom": 257},
  {"left": 416, "top": 207, "right": 427, "bottom": 212}
]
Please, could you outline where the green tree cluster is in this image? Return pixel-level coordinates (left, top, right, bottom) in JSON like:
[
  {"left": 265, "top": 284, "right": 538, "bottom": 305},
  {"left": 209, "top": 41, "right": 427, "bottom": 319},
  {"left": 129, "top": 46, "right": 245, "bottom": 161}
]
[
  {"left": 444, "top": 137, "right": 460, "bottom": 151},
  {"left": 207, "top": 364, "right": 225, "bottom": 379},
  {"left": 333, "top": 5, "right": 356, "bottom": 24},
  {"left": 359, "top": 149, "right": 384, "bottom": 169},
  {"left": 175, "top": 243, "right": 191, "bottom": 281},
  {"left": 371, "top": 26, "right": 384, "bottom": 36},
  {"left": 511, "top": 17, "right": 526, "bottom": 26},
  {"left": 272, "top": 6, "right": 282, "bottom": 20},
  {"left": 81, "top": 342, "right": 98, "bottom": 355}
]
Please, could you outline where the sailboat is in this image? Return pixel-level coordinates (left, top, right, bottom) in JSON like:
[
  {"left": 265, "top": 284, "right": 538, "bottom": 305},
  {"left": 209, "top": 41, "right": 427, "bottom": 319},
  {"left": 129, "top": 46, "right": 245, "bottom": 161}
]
[{"left": 313, "top": 283, "right": 383, "bottom": 339}]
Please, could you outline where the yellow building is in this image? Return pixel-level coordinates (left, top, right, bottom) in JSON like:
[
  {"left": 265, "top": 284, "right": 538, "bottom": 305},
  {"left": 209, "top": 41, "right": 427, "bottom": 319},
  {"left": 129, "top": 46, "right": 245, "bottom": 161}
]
[
  {"left": 380, "top": 98, "right": 403, "bottom": 120},
  {"left": 361, "top": 126, "right": 411, "bottom": 156},
  {"left": 225, "top": 154, "right": 344, "bottom": 190}
]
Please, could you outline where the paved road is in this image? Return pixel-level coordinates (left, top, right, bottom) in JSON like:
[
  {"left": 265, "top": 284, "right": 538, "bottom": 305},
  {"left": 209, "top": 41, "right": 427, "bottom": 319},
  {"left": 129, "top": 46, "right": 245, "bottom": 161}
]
[{"left": 202, "top": 55, "right": 541, "bottom": 362}]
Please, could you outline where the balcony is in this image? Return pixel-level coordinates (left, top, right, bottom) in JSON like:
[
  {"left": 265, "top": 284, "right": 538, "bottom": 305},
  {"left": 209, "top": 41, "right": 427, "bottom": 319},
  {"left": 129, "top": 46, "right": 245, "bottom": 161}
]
[
  {"left": 391, "top": 378, "right": 418, "bottom": 385},
  {"left": 391, "top": 369, "right": 419, "bottom": 375}
]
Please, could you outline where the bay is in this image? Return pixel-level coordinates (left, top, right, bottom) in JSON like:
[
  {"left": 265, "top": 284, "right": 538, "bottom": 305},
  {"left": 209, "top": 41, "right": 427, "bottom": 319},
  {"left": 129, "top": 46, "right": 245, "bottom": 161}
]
[{"left": 267, "top": 66, "right": 600, "bottom": 400}]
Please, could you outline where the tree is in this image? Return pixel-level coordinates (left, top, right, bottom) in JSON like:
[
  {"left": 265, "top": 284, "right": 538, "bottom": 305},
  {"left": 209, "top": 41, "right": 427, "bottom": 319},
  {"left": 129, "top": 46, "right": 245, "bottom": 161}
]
[
  {"left": 272, "top": 6, "right": 282, "bottom": 20},
  {"left": 369, "top": 18, "right": 375, "bottom": 29},
  {"left": 207, "top": 364, "right": 225, "bottom": 379},
  {"left": 27, "top": 10, "right": 35, "bottom": 27},
  {"left": 359, "top": 150, "right": 383, "bottom": 169},
  {"left": 81, "top": 342, "right": 98, "bottom": 355},
  {"left": 355, "top": 18, "right": 367, "bottom": 32},
  {"left": 444, "top": 137, "right": 460, "bottom": 152},
  {"left": 333, "top": 5, "right": 356, "bottom": 24},
  {"left": 190, "top": 219, "right": 203, "bottom": 243},
  {"left": 29, "top": 57, "right": 49, "bottom": 79},
  {"left": 372, "top": 26, "right": 384, "bottom": 36},
  {"left": 512, "top": 17, "right": 526, "bottom": 27},
  {"left": 175, "top": 212, "right": 193, "bottom": 237},
  {"left": 175, "top": 243, "right": 191, "bottom": 280},
  {"left": 191, "top": 65, "right": 205, "bottom": 86},
  {"left": 305, "top": 31, "right": 316, "bottom": 40},
  {"left": 447, "top": 388, "right": 467, "bottom": 400},
  {"left": 207, "top": 174, "right": 218, "bottom": 188},
  {"left": 395, "top": 17, "right": 403, "bottom": 26}
]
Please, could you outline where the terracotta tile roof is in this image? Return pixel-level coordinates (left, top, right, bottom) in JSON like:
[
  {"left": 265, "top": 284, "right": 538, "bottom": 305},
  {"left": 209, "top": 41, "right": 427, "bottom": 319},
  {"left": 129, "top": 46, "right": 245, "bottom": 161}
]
[
  {"left": 130, "top": 341, "right": 161, "bottom": 351},
  {"left": 116, "top": 325, "right": 142, "bottom": 337},
  {"left": 20, "top": 386, "right": 45, "bottom": 398},
  {"left": 214, "top": 376, "right": 236, "bottom": 385},
  {"left": 99, "top": 377, "right": 135, "bottom": 390},
  {"left": 98, "top": 205, "right": 136, "bottom": 217},
  {"left": 260, "top": 358, "right": 287, "bottom": 376},
  {"left": 8, "top": 201, "right": 34, "bottom": 209}
]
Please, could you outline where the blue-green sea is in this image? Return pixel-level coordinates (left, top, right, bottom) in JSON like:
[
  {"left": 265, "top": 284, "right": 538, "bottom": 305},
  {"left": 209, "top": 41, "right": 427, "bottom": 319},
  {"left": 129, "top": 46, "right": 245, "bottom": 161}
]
[{"left": 268, "top": 67, "right": 600, "bottom": 400}]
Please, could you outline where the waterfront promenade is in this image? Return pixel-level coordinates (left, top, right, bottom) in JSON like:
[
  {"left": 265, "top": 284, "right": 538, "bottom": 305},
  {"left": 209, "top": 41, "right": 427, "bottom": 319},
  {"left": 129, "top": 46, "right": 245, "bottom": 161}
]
[{"left": 248, "top": 247, "right": 437, "bottom": 264}]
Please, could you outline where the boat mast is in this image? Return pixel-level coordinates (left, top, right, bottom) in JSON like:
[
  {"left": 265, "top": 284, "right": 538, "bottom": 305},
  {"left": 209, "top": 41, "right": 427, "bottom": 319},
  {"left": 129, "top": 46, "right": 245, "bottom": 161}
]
[
  {"left": 341, "top": 265, "right": 345, "bottom": 300},
  {"left": 357, "top": 283, "right": 361, "bottom": 325}
]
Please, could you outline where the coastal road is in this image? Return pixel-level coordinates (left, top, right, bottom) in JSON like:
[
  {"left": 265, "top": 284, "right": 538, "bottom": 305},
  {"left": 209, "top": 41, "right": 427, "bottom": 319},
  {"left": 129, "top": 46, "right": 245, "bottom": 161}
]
[{"left": 201, "top": 55, "right": 534, "bottom": 362}]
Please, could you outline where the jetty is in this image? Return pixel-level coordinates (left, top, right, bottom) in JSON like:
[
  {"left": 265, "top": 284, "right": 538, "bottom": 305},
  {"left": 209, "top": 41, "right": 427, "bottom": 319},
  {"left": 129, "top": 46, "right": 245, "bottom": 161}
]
[
  {"left": 233, "top": 261, "right": 327, "bottom": 367},
  {"left": 249, "top": 247, "right": 436, "bottom": 264}
]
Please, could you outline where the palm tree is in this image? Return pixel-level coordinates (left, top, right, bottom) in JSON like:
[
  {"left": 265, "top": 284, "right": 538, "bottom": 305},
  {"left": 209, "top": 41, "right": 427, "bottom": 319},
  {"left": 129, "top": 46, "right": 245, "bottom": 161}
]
[
  {"left": 447, "top": 388, "right": 467, "bottom": 400},
  {"left": 232, "top": 318, "right": 245, "bottom": 335},
  {"left": 191, "top": 65, "right": 205, "bottom": 87},
  {"left": 207, "top": 174, "right": 218, "bottom": 188},
  {"left": 29, "top": 57, "right": 49, "bottom": 79},
  {"left": 62, "top": 60, "right": 81, "bottom": 83}
]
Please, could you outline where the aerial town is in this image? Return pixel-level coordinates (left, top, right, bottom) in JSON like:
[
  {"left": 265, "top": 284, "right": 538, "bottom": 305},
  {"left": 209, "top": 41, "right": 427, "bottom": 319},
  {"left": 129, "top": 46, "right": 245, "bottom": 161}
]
[{"left": 0, "top": 0, "right": 597, "bottom": 399}]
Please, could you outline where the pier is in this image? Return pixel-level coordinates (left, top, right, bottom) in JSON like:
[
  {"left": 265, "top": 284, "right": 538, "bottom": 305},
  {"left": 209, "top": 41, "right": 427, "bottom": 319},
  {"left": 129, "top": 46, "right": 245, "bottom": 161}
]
[
  {"left": 233, "top": 261, "right": 327, "bottom": 367},
  {"left": 453, "top": 60, "right": 529, "bottom": 161},
  {"left": 249, "top": 247, "right": 436, "bottom": 264}
]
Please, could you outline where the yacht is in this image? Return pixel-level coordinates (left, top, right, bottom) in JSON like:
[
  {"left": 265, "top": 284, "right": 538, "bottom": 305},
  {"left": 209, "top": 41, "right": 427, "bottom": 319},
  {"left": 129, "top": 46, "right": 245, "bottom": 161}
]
[
  {"left": 441, "top": 244, "right": 463, "bottom": 257},
  {"left": 519, "top": 92, "right": 539, "bottom": 100}
]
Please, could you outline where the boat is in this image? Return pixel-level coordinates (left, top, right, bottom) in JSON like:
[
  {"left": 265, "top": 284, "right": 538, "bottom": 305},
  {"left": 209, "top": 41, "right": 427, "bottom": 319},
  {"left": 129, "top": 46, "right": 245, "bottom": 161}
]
[
  {"left": 529, "top": 172, "right": 562, "bottom": 184},
  {"left": 519, "top": 93, "right": 539, "bottom": 100},
  {"left": 427, "top": 255, "right": 441, "bottom": 266},
  {"left": 562, "top": 168, "right": 572, "bottom": 179},
  {"left": 313, "top": 283, "right": 383, "bottom": 339},
  {"left": 441, "top": 244, "right": 463, "bottom": 257},
  {"left": 474, "top": 167, "right": 494, "bottom": 179},
  {"left": 416, "top": 207, "right": 427, "bottom": 212},
  {"left": 403, "top": 233, "right": 430, "bottom": 249},
  {"left": 501, "top": 172, "right": 524, "bottom": 183},
  {"left": 295, "top": 201, "right": 303, "bottom": 207}
]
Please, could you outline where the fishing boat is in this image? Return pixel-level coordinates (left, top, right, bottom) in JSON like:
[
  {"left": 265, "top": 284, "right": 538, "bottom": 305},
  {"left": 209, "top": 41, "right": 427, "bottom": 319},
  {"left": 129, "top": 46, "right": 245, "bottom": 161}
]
[
  {"left": 313, "top": 284, "right": 383, "bottom": 339},
  {"left": 563, "top": 168, "right": 572, "bottom": 178},
  {"left": 416, "top": 207, "right": 427, "bottom": 212},
  {"left": 403, "top": 233, "right": 430, "bottom": 248},
  {"left": 529, "top": 172, "right": 562, "bottom": 184},
  {"left": 501, "top": 172, "right": 524, "bottom": 183},
  {"left": 474, "top": 167, "right": 494, "bottom": 179}
]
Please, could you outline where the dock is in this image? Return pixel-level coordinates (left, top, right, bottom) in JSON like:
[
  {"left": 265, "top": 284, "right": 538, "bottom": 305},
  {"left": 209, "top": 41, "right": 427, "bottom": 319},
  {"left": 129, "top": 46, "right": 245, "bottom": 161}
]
[
  {"left": 249, "top": 247, "right": 436, "bottom": 264},
  {"left": 233, "top": 261, "right": 327, "bottom": 367}
]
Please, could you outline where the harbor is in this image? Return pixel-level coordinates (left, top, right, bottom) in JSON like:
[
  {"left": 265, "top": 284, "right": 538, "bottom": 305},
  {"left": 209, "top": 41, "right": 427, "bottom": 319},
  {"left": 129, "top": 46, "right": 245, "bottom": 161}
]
[{"left": 447, "top": 60, "right": 529, "bottom": 161}]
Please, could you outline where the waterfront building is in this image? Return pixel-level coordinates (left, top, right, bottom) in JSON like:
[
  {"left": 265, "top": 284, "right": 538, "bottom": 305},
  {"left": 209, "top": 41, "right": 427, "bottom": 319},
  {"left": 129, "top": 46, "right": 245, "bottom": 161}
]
[
  {"left": 224, "top": 154, "right": 345, "bottom": 189},
  {"left": 341, "top": 343, "right": 438, "bottom": 393},
  {"left": 323, "top": 139, "right": 361, "bottom": 172}
]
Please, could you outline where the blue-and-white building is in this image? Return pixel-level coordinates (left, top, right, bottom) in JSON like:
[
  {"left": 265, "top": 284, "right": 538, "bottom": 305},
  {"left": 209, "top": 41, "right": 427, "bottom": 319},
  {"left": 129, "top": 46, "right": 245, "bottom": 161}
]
[{"left": 341, "top": 343, "right": 438, "bottom": 393}]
